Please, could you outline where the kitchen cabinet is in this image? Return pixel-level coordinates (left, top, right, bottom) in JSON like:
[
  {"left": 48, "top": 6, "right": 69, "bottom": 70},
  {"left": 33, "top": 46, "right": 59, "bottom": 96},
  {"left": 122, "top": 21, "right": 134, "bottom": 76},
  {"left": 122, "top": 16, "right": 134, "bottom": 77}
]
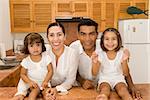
[
  {"left": 10, "top": 0, "right": 148, "bottom": 33},
  {"left": 90, "top": 0, "right": 148, "bottom": 32},
  {"left": 90, "top": 0, "right": 118, "bottom": 32},
  {"left": 119, "top": 0, "right": 148, "bottom": 19},
  {"left": 10, "top": 0, "right": 54, "bottom": 32},
  {"left": 90, "top": 1, "right": 102, "bottom": 31},
  {"left": 133, "top": 0, "right": 148, "bottom": 18},
  {"left": 55, "top": 0, "right": 90, "bottom": 17}
]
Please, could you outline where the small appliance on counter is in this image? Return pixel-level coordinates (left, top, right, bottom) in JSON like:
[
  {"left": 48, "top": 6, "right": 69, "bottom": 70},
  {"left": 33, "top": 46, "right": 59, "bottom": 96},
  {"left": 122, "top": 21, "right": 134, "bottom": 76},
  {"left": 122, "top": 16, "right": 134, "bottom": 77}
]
[
  {"left": 0, "top": 56, "right": 21, "bottom": 69},
  {"left": 0, "top": 42, "right": 21, "bottom": 69},
  {"left": 0, "top": 42, "right": 6, "bottom": 59}
]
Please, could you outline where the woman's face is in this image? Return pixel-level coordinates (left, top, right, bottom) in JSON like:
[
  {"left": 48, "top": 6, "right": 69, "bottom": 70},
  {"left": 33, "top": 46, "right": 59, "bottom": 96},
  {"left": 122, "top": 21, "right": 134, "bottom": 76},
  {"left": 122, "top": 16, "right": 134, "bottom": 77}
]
[{"left": 47, "top": 26, "right": 65, "bottom": 51}]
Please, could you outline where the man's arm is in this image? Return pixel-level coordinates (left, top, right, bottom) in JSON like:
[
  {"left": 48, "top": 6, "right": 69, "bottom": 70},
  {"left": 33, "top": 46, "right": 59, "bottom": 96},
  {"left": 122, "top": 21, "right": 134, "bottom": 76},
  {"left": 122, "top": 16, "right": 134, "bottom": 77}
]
[
  {"left": 122, "top": 59, "right": 142, "bottom": 99},
  {"left": 76, "top": 71, "right": 94, "bottom": 89},
  {"left": 125, "top": 73, "right": 142, "bottom": 99}
]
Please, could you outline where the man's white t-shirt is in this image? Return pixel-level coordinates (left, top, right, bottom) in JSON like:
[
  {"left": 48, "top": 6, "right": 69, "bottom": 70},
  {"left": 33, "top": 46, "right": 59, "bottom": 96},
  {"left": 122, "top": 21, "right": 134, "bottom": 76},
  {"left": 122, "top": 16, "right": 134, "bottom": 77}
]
[{"left": 70, "top": 39, "right": 102, "bottom": 84}]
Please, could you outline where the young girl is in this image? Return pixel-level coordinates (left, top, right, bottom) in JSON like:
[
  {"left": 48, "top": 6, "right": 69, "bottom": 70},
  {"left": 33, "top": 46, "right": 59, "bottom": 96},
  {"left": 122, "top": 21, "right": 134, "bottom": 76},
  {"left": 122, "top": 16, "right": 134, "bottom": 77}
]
[
  {"left": 13, "top": 33, "right": 53, "bottom": 100},
  {"left": 91, "top": 28, "right": 136, "bottom": 100}
]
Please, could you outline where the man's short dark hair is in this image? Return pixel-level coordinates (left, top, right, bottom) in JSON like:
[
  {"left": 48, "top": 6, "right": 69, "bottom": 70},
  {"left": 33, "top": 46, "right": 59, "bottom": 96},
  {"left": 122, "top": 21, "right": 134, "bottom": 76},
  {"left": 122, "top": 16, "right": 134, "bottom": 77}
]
[{"left": 78, "top": 19, "right": 98, "bottom": 33}]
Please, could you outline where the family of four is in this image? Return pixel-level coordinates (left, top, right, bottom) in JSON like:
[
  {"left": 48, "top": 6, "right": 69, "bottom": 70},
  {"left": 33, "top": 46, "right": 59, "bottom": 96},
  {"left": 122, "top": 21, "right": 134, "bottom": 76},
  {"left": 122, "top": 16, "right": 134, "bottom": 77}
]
[{"left": 13, "top": 19, "right": 142, "bottom": 100}]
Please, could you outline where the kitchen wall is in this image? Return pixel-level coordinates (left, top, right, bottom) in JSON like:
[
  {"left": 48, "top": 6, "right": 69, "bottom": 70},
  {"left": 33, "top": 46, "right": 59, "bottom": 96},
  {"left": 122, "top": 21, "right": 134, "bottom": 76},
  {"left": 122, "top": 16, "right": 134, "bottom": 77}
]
[
  {"left": 13, "top": 33, "right": 48, "bottom": 44},
  {"left": 0, "top": 0, "right": 13, "bottom": 50},
  {"left": 0, "top": 1, "right": 49, "bottom": 51}
]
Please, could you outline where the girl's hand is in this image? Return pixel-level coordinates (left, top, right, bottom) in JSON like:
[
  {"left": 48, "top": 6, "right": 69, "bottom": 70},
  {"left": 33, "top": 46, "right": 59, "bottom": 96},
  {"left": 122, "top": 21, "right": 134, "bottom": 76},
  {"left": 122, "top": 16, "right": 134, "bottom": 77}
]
[
  {"left": 29, "top": 81, "right": 38, "bottom": 88},
  {"left": 41, "top": 81, "right": 48, "bottom": 90},
  {"left": 45, "top": 88, "right": 57, "bottom": 100},
  {"left": 91, "top": 52, "right": 99, "bottom": 64}
]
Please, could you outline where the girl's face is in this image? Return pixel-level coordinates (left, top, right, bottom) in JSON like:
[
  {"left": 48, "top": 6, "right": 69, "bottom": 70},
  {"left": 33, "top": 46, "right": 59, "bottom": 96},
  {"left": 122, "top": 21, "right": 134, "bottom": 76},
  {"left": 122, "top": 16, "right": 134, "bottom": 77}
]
[
  {"left": 47, "top": 26, "right": 65, "bottom": 51},
  {"left": 28, "top": 42, "right": 42, "bottom": 56},
  {"left": 103, "top": 31, "right": 118, "bottom": 51}
]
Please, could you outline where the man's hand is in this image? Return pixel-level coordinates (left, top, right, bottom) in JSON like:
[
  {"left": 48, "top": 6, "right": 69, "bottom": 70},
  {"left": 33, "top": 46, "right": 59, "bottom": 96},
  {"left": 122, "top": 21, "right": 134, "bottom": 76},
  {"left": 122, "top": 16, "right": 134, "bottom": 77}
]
[
  {"left": 82, "top": 80, "right": 94, "bottom": 89},
  {"left": 131, "top": 87, "right": 142, "bottom": 100}
]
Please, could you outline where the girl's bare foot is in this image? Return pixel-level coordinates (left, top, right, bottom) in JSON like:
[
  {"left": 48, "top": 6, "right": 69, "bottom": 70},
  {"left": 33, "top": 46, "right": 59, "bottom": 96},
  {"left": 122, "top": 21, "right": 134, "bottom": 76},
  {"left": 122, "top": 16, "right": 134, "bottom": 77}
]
[
  {"left": 96, "top": 94, "right": 108, "bottom": 100},
  {"left": 12, "top": 95, "right": 24, "bottom": 100}
]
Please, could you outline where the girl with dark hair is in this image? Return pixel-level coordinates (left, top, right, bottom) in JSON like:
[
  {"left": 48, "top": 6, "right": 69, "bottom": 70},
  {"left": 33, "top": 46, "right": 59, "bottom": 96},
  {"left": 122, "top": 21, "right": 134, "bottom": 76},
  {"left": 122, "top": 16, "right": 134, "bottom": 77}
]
[
  {"left": 13, "top": 33, "right": 53, "bottom": 100},
  {"left": 91, "top": 28, "right": 139, "bottom": 100}
]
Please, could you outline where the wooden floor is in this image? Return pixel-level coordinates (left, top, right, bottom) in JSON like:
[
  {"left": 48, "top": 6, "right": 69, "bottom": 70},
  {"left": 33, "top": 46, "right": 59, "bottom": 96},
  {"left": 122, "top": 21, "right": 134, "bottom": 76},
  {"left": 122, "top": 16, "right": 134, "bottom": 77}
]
[{"left": 0, "top": 84, "right": 149, "bottom": 100}]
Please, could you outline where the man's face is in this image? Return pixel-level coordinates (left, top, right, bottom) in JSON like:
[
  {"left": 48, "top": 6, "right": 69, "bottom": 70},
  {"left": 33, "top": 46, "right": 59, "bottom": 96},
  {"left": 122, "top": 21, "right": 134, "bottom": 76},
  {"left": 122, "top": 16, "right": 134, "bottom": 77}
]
[{"left": 78, "top": 25, "right": 98, "bottom": 52}]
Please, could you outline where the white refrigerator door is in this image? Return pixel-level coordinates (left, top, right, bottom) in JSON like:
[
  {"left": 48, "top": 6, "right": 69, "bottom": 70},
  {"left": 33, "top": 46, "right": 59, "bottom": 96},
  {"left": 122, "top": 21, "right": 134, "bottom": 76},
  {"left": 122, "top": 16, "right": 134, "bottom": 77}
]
[
  {"left": 119, "top": 19, "right": 150, "bottom": 44},
  {"left": 124, "top": 44, "right": 149, "bottom": 83}
]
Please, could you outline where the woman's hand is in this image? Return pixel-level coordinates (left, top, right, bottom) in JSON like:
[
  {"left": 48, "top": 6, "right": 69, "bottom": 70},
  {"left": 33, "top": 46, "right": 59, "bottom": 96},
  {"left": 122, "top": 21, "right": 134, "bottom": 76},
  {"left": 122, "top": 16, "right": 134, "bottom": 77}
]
[{"left": 45, "top": 88, "right": 57, "bottom": 100}]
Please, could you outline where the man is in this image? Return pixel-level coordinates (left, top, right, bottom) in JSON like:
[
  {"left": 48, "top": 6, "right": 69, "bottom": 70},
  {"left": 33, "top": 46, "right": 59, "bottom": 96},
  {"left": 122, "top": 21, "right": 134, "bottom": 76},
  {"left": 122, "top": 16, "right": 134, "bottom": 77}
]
[{"left": 70, "top": 19, "right": 142, "bottom": 99}]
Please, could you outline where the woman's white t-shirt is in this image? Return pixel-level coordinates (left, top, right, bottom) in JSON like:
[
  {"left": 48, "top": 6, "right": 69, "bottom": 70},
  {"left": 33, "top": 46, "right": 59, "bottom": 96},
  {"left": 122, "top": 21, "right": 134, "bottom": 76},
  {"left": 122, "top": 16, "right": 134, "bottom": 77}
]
[{"left": 46, "top": 45, "right": 79, "bottom": 92}]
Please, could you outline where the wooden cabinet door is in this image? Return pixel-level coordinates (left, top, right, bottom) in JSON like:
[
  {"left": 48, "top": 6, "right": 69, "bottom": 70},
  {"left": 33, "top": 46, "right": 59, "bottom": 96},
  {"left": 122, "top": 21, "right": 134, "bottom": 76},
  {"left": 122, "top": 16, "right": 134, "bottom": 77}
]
[
  {"left": 91, "top": 1, "right": 117, "bottom": 32},
  {"left": 119, "top": 0, "right": 133, "bottom": 19},
  {"left": 105, "top": 1, "right": 117, "bottom": 29},
  {"left": 90, "top": 1, "right": 102, "bottom": 32},
  {"left": 55, "top": 0, "right": 89, "bottom": 17},
  {"left": 133, "top": 0, "right": 148, "bottom": 18},
  {"left": 33, "top": 1, "right": 54, "bottom": 32},
  {"left": 55, "top": 1, "right": 72, "bottom": 17},
  {"left": 10, "top": 1, "right": 32, "bottom": 32},
  {"left": 73, "top": 1, "right": 89, "bottom": 17}
]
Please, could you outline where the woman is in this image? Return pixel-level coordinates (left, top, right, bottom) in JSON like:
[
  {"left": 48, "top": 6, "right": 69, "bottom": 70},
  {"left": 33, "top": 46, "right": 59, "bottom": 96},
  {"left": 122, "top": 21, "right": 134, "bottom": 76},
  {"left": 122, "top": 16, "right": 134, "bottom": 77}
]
[{"left": 43, "top": 22, "right": 79, "bottom": 100}]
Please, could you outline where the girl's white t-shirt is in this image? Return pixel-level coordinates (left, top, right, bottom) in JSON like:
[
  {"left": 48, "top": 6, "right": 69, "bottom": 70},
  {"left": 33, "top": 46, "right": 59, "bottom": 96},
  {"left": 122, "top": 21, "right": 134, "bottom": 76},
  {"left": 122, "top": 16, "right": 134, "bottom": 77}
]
[
  {"left": 97, "top": 49, "right": 126, "bottom": 79},
  {"left": 21, "top": 52, "right": 52, "bottom": 85}
]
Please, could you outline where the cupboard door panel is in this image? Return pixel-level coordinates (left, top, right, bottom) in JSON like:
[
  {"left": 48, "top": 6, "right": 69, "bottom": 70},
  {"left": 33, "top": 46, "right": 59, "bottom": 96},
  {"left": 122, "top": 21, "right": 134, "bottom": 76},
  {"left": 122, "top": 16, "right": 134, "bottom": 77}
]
[
  {"left": 106, "top": 3, "right": 115, "bottom": 28},
  {"left": 56, "top": 2, "right": 72, "bottom": 16},
  {"left": 73, "top": 2, "right": 89, "bottom": 17},
  {"left": 134, "top": 2, "right": 148, "bottom": 18},
  {"left": 119, "top": 3, "right": 132, "bottom": 19},
  {"left": 92, "top": 2, "right": 101, "bottom": 32},
  {"left": 33, "top": 2, "right": 53, "bottom": 32},
  {"left": 10, "top": 2, "right": 32, "bottom": 32}
]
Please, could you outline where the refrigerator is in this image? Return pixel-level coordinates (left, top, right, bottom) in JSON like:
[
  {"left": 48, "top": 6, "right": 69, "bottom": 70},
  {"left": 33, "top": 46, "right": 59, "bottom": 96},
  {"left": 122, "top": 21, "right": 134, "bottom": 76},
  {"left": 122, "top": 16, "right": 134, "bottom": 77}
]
[{"left": 118, "top": 19, "right": 150, "bottom": 84}]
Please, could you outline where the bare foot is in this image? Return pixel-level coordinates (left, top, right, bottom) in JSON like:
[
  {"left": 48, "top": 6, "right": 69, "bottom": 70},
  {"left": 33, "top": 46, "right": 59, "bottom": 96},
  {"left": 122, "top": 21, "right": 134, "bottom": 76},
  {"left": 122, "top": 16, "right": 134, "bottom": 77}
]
[
  {"left": 12, "top": 95, "right": 24, "bottom": 100},
  {"left": 96, "top": 94, "right": 108, "bottom": 100}
]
